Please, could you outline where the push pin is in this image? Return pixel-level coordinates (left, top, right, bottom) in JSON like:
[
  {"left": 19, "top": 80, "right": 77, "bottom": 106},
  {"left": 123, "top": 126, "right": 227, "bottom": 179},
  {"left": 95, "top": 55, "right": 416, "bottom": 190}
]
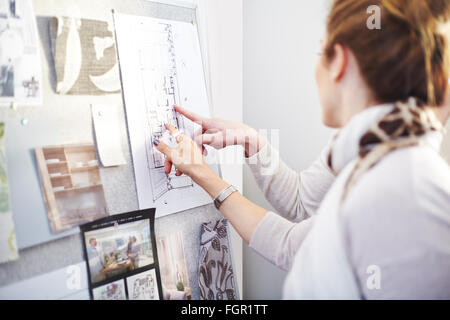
[
  {"left": 21, "top": 118, "right": 29, "bottom": 126},
  {"left": 10, "top": 101, "right": 17, "bottom": 110}
]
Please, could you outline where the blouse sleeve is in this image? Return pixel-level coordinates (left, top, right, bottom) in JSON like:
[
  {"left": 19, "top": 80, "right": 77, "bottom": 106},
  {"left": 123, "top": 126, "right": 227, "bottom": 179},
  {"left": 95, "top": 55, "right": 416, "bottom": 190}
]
[
  {"left": 245, "top": 140, "right": 336, "bottom": 222},
  {"left": 249, "top": 211, "right": 316, "bottom": 271}
]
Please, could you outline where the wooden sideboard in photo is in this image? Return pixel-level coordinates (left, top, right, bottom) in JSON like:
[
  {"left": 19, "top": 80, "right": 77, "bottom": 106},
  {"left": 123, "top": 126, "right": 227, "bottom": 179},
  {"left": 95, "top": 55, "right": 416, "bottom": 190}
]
[{"left": 35, "top": 144, "right": 109, "bottom": 233}]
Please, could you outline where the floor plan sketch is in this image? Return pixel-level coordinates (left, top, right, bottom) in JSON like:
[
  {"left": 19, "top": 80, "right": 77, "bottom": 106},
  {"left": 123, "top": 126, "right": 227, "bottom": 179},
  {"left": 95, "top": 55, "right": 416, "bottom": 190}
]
[
  {"left": 114, "top": 13, "right": 219, "bottom": 217},
  {"left": 139, "top": 23, "right": 195, "bottom": 201}
]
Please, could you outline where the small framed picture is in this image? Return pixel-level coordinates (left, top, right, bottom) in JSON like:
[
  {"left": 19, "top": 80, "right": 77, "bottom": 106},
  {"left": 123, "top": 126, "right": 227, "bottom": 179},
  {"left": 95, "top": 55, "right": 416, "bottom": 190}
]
[
  {"left": 126, "top": 269, "right": 159, "bottom": 300},
  {"left": 80, "top": 208, "right": 163, "bottom": 300},
  {"left": 92, "top": 279, "right": 126, "bottom": 300}
]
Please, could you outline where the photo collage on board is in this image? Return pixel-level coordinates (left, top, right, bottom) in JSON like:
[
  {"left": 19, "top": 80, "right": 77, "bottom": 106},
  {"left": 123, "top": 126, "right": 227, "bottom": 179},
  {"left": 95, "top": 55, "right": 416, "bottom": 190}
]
[{"left": 80, "top": 209, "right": 162, "bottom": 300}]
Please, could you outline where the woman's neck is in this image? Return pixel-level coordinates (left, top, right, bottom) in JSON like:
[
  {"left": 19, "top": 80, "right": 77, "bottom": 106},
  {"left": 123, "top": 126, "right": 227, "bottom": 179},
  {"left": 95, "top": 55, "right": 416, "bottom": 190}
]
[
  {"left": 432, "top": 105, "right": 450, "bottom": 125},
  {"left": 339, "top": 93, "right": 381, "bottom": 127},
  {"left": 341, "top": 95, "right": 450, "bottom": 128}
]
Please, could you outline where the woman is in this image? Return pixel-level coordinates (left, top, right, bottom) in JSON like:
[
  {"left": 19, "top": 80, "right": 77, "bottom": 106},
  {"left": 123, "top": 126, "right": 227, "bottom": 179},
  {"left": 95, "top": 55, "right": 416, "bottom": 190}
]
[
  {"left": 154, "top": 0, "right": 450, "bottom": 299},
  {"left": 127, "top": 236, "right": 140, "bottom": 269}
]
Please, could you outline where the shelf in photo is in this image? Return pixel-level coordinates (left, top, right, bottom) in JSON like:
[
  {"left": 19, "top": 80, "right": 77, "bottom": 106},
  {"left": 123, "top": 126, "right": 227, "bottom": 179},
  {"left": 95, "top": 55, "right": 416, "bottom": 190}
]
[
  {"left": 50, "top": 174, "right": 72, "bottom": 180},
  {"left": 46, "top": 161, "right": 68, "bottom": 168},
  {"left": 69, "top": 165, "right": 99, "bottom": 173},
  {"left": 53, "top": 183, "right": 103, "bottom": 194}
]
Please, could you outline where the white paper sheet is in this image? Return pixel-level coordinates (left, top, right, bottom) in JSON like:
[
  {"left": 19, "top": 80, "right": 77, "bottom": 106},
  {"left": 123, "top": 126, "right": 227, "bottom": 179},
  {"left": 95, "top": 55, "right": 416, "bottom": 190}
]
[
  {"left": 0, "top": 0, "right": 42, "bottom": 106},
  {"left": 113, "top": 13, "right": 219, "bottom": 217},
  {"left": 91, "top": 104, "right": 127, "bottom": 167}
]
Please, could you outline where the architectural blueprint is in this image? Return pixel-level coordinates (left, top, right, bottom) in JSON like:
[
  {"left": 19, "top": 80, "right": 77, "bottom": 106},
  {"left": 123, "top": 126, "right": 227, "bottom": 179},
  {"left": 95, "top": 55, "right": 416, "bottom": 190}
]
[{"left": 114, "top": 13, "right": 219, "bottom": 217}]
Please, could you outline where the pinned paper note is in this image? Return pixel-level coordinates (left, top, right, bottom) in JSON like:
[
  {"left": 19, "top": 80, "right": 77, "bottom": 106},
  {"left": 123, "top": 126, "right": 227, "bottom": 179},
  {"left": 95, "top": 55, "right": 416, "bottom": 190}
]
[{"left": 91, "top": 104, "right": 126, "bottom": 167}]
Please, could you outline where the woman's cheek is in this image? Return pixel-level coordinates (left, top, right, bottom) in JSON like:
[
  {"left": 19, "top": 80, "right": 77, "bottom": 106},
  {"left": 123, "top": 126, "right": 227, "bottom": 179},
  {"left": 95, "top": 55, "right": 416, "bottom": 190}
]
[{"left": 315, "top": 59, "right": 330, "bottom": 124}]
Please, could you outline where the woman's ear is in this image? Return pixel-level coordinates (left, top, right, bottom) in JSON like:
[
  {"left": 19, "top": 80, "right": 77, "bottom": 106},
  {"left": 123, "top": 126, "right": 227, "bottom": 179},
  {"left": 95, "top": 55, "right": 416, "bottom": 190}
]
[{"left": 330, "top": 43, "right": 348, "bottom": 82}]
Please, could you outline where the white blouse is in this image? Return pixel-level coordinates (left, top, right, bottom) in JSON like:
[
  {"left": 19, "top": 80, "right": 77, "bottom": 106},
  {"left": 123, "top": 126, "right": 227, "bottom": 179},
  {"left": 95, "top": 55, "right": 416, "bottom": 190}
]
[{"left": 247, "top": 105, "right": 450, "bottom": 299}]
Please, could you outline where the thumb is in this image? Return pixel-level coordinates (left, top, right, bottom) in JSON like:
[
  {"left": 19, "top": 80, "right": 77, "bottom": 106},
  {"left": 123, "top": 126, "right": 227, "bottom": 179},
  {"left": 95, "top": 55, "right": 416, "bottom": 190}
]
[{"left": 153, "top": 139, "right": 172, "bottom": 159}]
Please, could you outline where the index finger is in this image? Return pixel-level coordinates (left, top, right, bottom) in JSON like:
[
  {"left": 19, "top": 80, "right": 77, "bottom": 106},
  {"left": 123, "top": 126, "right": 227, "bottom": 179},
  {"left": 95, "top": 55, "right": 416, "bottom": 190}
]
[{"left": 174, "top": 105, "right": 205, "bottom": 123}]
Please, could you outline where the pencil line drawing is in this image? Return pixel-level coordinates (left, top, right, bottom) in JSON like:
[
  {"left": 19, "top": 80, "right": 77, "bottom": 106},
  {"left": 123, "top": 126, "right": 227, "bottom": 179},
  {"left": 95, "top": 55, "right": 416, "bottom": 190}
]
[
  {"left": 114, "top": 13, "right": 217, "bottom": 216},
  {"left": 139, "top": 22, "right": 194, "bottom": 201}
]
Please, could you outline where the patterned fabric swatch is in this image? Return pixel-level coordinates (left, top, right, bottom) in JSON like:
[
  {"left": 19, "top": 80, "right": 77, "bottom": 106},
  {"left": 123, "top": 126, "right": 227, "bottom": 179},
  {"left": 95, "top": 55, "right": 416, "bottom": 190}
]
[
  {"left": 198, "top": 219, "right": 237, "bottom": 300},
  {"left": 49, "top": 16, "right": 121, "bottom": 95},
  {"left": 0, "top": 123, "right": 18, "bottom": 264}
]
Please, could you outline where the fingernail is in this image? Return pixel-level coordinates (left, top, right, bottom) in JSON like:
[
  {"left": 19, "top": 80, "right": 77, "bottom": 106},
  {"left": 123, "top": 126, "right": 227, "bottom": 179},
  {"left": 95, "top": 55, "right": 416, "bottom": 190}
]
[{"left": 153, "top": 140, "right": 160, "bottom": 146}]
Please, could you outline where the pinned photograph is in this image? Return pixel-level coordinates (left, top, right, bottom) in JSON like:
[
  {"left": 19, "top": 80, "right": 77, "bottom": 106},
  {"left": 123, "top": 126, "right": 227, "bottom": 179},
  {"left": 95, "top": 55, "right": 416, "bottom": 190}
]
[
  {"left": 157, "top": 232, "right": 190, "bottom": 300},
  {"left": 92, "top": 279, "right": 126, "bottom": 300},
  {"left": 80, "top": 209, "right": 163, "bottom": 300},
  {"left": 35, "top": 144, "right": 109, "bottom": 233},
  {"left": 126, "top": 269, "right": 159, "bottom": 300},
  {"left": 0, "top": 0, "right": 42, "bottom": 106},
  {"left": 84, "top": 218, "right": 154, "bottom": 284}
]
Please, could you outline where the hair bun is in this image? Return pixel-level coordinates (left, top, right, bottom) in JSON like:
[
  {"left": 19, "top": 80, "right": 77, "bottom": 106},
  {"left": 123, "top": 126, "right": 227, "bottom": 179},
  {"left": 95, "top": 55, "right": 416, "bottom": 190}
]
[
  {"left": 383, "top": 0, "right": 442, "bottom": 32},
  {"left": 383, "top": 0, "right": 450, "bottom": 105}
]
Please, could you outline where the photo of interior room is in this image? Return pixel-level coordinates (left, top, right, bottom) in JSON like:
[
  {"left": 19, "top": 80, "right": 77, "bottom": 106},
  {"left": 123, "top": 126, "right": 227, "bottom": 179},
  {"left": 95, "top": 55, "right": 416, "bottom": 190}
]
[
  {"left": 158, "top": 232, "right": 190, "bottom": 300},
  {"left": 84, "top": 219, "right": 154, "bottom": 284},
  {"left": 92, "top": 279, "right": 126, "bottom": 300},
  {"left": 35, "top": 144, "right": 109, "bottom": 233},
  {"left": 126, "top": 268, "right": 159, "bottom": 300}
]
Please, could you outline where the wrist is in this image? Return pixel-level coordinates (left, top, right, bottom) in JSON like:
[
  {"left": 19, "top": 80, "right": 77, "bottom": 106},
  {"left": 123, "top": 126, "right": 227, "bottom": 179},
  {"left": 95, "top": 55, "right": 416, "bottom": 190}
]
[
  {"left": 192, "top": 165, "right": 228, "bottom": 199},
  {"left": 191, "top": 164, "right": 214, "bottom": 184}
]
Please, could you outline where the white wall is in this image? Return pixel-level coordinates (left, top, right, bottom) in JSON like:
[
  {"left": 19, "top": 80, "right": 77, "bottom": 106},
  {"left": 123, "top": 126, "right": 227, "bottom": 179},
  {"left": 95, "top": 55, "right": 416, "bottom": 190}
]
[
  {"left": 172, "top": 0, "right": 244, "bottom": 297},
  {"left": 195, "top": 0, "right": 244, "bottom": 297},
  {"left": 138, "top": 0, "right": 245, "bottom": 298},
  {"left": 243, "top": 0, "right": 333, "bottom": 299}
]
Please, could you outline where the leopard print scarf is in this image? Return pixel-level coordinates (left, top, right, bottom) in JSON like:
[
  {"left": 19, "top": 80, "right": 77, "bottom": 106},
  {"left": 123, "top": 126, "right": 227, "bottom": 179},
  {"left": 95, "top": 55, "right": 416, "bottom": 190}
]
[{"left": 328, "top": 97, "right": 444, "bottom": 202}]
